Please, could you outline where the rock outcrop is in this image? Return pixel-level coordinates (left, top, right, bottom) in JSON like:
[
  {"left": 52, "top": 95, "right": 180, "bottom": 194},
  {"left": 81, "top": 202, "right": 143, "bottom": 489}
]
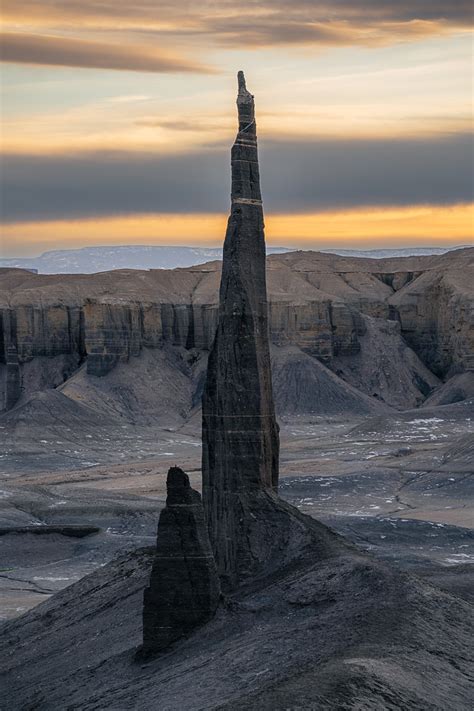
[
  {"left": 271, "top": 344, "right": 388, "bottom": 415},
  {"left": 199, "top": 74, "right": 351, "bottom": 590},
  {"left": 142, "top": 467, "right": 220, "bottom": 655},
  {"left": 332, "top": 314, "right": 441, "bottom": 408},
  {"left": 423, "top": 371, "right": 474, "bottom": 406},
  {"left": 1, "top": 310, "right": 21, "bottom": 410},
  {"left": 1, "top": 249, "right": 473, "bottom": 413},
  {"left": 201, "top": 72, "right": 281, "bottom": 585},
  {"left": 390, "top": 262, "right": 474, "bottom": 376}
]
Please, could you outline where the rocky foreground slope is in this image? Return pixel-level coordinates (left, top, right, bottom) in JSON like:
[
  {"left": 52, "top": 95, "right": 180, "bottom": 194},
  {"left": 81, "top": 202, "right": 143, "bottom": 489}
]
[
  {"left": 1, "top": 540, "right": 472, "bottom": 710},
  {"left": 1, "top": 246, "right": 473, "bottom": 421}
]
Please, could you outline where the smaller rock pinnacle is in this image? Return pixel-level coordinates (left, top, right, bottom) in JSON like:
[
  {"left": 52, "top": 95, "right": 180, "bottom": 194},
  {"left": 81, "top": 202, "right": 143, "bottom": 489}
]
[{"left": 141, "top": 467, "right": 220, "bottom": 655}]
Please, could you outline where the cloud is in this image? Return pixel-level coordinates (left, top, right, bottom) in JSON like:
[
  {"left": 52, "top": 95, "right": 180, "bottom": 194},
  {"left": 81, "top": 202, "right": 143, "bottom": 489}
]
[
  {"left": 202, "top": 16, "right": 450, "bottom": 49},
  {"left": 259, "top": 134, "right": 474, "bottom": 212},
  {"left": 0, "top": 32, "right": 214, "bottom": 73},
  {"left": 2, "top": 134, "right": 472, "bottom": 223},
  {"left": 269, "top": 1, "right": 473, "bottom": 25},
  {"left": 4, "top": 1, "right": 473, "bottom": 26},
  {"left": 135, "top": 118, "right": 231, "bottom": 132},
  {"left": 2, "top": 2, "right": 472, "bottom": 52}
]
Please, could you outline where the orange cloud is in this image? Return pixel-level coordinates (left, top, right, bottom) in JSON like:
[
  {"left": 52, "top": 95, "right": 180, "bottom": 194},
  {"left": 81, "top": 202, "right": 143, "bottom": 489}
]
[
  {"left": 267, "top": 204, "right": 474, "bottom": 244},
  {"left": 2, "top": 204, "right": 472, "bottom": 257}
]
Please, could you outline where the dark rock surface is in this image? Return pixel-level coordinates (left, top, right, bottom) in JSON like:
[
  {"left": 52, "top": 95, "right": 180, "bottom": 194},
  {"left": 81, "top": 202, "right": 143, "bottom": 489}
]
[
  {"left": 142, "top": 467, "right": 220, "bottom": 655},
  {"left": 2, "top": 310, "right": 21, "bottom": 410},
  {"left": 0, "top": 537, "right": 472, "bottom": 710},
  {"left": 202, "top": 72, "right": 282, "bottom": 586},
  {"left": 0, "top": 525, "right": 100, "bottom": 538}
]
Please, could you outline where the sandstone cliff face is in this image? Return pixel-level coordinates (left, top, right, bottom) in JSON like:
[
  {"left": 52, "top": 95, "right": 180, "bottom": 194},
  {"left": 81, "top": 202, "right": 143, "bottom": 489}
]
[
  {"left": 1, "top": 248, "right": 472, "bottom": 413},
  {"left": 390, "top": 260, "right": 474, "bottom": 376}
]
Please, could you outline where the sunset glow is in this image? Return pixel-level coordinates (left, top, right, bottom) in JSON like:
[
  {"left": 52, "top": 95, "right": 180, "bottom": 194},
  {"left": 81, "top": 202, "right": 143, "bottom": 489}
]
[{"left": 2, "top": 204, "right": 472, "bottom": 257}]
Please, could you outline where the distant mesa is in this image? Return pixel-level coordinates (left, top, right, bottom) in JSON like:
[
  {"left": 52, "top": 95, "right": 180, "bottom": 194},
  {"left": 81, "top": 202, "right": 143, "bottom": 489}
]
[
  {"left": 1, "top": 245, "right": 472, "bottom": 415},
  {"left": 1, "top": 245, "right": 470, "bottom": 275}
]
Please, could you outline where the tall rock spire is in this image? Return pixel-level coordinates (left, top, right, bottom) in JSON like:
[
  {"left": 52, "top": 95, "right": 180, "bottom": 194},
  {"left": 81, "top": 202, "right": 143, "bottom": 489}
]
[{"left": 202, "top": 71, "right": 280, "bottom": 586}]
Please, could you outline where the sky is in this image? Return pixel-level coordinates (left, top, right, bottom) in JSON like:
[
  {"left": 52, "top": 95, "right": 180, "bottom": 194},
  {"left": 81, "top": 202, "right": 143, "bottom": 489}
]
[{"left": 1, "top": 1, "right": 473, "bottom": 257}]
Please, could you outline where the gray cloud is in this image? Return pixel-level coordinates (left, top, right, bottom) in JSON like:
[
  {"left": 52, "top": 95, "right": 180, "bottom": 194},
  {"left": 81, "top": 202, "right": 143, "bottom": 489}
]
[
  {"left": 0, "top": 32, "right": 213, "bottom": 73},
  {"left": 260, "top": 1, "right": 473, "bottom": 24},
  {"left": 1, "top": 134, "right": 472, "bottom": 223},
  {"left": 189, "top": 2, "right": 473, "bottom": 47}
]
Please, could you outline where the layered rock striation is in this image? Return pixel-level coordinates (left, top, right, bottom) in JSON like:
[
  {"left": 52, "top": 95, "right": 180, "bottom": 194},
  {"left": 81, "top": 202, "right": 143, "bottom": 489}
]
[
  {"left": 201, "top": 73, "right": 280, "bottom": 585},
  {"left": 2, "top": 310, "right": 21, "bottom": 411},
  {"left": 142, "top": 467, "right": 220, "bottom": 655},
  {"left": 202, "top": 73, "right": 279, "bottom": 483},
  {"left": 1, "top": 248, "right": 473, "bottom": 412}
]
